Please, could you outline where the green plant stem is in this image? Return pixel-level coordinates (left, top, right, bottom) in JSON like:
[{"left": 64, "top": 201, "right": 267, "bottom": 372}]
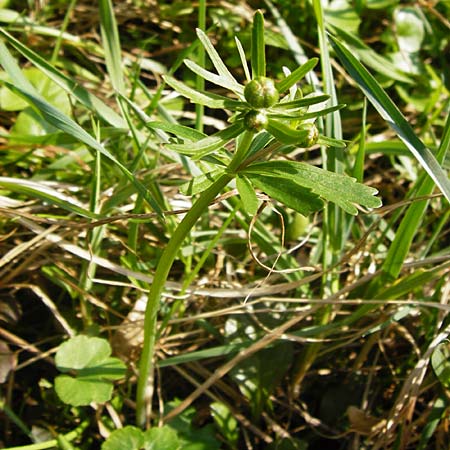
[
  {"left": 2, "top": 420, "right": 89, "bottom": 450},
  {"left": 136, "top": 130, "right": 254, "bottom": 428},
  {"left": 135, "top": 174, "right": 230, "bottom": 427}
]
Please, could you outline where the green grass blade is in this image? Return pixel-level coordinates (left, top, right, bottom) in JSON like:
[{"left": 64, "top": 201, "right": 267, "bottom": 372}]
[
  {"left": 98, "top": 0, "right": 125, "bottom": 94},
  {"left": 4, "top": 82, "right": 162, "bottom": 214},
  {"left": 0, "top": 28, "right": 126, "bottom": 128},
  {"left": 329, "top": 34, "right": 450, "bottom": 203},
  {"left": 330, "top": 25, "right": 412, "bottom": 83},
  {"left": 251, "top": 10, "right": 266, "bottom": 78},
  {"left": 381, "top": 111, "right": 450, "bottom": 279},
  {"left": 0, "top": 177, "right": 99, "bottom": 219}
]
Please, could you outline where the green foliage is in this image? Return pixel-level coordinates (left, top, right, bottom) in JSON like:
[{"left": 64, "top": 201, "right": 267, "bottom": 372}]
[
  {"left": 0, "top": 0, "right": 448, "bottom": 448},
  {"left": 55, "top": 336, "right": 126, "bottom": 406},
  {"left": 102, "top": 426, "right": 180, "bottom": 450}
]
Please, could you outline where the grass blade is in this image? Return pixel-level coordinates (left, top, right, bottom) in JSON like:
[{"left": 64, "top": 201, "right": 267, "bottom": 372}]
[
  {"left": 380, "top": 110, "right": 450, "bottom": 279},
  {"left": 0, "top": 28, "right": 126, "bottom": 128},
  {"left": 98, "top": 0, "right": 125, "bottom": 94},
  {"left": 329, "top": 34, "right": 450, "bottom": 203},
  {"left": 4, "top": 82, "right": 162, "bottom": 214}
]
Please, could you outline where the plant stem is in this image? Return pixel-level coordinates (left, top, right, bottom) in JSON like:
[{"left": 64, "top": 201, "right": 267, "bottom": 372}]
[
  {"left": 135, "top": 130, "right": 254, "bottom": 428},
  {"left": 136, "top": 172, "right": 231, "bottom": 427}
]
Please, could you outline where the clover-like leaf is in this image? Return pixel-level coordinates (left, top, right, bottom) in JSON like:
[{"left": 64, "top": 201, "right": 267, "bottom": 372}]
[{"left": 55, "top": 335, "right": 126, "bottom": 406}]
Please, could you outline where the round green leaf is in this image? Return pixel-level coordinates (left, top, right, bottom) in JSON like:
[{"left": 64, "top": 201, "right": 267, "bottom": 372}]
[
  {"left": 143, "top": 426, "right": 181, "bottom": 450},
  {"left": 55, "top": 335, "right": 112, "bottom": 370},
  {"left": 54, "top": 374, "right": 113, "bottom": 406},
  {"left": 101, "top": 426, "right": 145, "bottom": 450}
]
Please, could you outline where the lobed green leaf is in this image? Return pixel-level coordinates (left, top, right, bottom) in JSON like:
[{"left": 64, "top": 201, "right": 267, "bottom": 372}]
[{"left": 243, "top": 160, "right": 381, "bottom": 214}]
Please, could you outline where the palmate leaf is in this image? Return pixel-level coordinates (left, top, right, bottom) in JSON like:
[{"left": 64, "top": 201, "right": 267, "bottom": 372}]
[
  {"left": 329, "top": 34, "right": 450, "bottom": 203},
  {"left": 55, "top": 336, "right": 126, "bottom": 406},
  {"left": 166, "top": 121, "right": 246, "bottom": 159},
  {"left": 242, "top": 160, "right": 381, "bottom": 215}
]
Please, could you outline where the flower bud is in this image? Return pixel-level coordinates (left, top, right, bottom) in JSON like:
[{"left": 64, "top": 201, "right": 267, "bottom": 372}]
[
  {"left": 244, "top": 110, "right": 269, "bottom": 132},
  {"left": 244, "top": 76, "right": 279, "bottom": 108}
]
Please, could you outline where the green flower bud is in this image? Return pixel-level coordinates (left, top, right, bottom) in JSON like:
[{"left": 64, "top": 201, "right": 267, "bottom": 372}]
[
  {"left": 244, "top": 76, "right": 279, "bottom": 108},
  {"left": 298, "top": 123, "right": 319, "bottom": 148},
  {"left": 244, "top": 110, "right": 269, "bottom": 132}
]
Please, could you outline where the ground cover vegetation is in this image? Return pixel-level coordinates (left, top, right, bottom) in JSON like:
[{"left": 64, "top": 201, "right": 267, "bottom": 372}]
[{"left": 0, "top": 0, "right": 449, "bottom": 448}]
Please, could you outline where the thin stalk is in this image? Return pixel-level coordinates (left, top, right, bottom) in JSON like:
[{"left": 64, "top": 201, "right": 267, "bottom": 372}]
[
  {"left": 136, "top": 130, "right": 255, "bottom": 427},
  {"left": 135, "top": 172, "right": 232, "bottom": 427},
  {"left": 2, "top": 419, "right": 89, "bottom": 450}
]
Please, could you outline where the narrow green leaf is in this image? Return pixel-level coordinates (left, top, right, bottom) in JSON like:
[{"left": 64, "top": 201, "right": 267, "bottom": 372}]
[
  {"left": 381, "top": 113, "right": 450, "bottom": 278},
  {"left": 163, "top": 75, "right": 243, "bottom": 109},
  {"left": 251, "top": 10, "right": 266, "bottom": 78},
  {"left": 235, "top": 36, "right": 251, "bottom": 82},
  {"left": 196, "top": 28, "right": 240, "bottom": 86},
  {"left": 248, "top": 174, "right": 324, "bottom": 215},
  {"left": 266, "top": 119, "right": 311, "bottom": 145},
  {"left": 243, "top": 160, "right": 381, "bottom": 214},
  {"left": 167, "top": 121, "right": 245, "bottom": 159},
  {"left": 276, "top": 58, "right": 319, "bottom": 93},
  {"left": 98, "top": 0, "right": 125, "bottom": 94},
  {"left": 147, "top": 121, "right": 206, "bottom": 142},
  {"left": 0, "top": 28, "right": 126, "bottom": 128},
  {"left": 236, "top": 175, "right": 259, "bottom": 215},
  {"left": 329, "top": 34, "right": 450, "bottom": 203},
  {"left": 4, "top": 82, "right": 162, "bottom": 214},
  {"left": 317, "top": 135, "right": 347, "bottom": 148},
  {"left": 432, "top": 344, "right": 450, "bottom": 389},
  {"left": 417, "top": 396, "right": 447, "bottom": 450},
  {"left": 276, "top": 93, "right": 330, "bottom": 109},
  {"left": 184, "top": 58, "right": 244, "bottom": 94},
  {"left": 270, "top": 103, "right": 345, "bottom": 121},
  {"left": 0, "top": 177, "right": 99, "bottom": 219},
  {"left": 330, "top": 25, "right": 412, "bottom": 83}
]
